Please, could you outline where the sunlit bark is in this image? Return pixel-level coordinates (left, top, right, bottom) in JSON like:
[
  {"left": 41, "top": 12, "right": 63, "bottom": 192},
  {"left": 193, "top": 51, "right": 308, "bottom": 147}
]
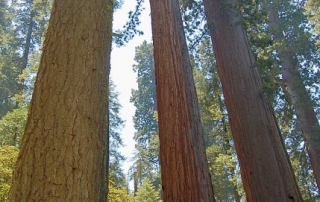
[
  {"left": 8, "top": 0, "right": 113, "bottom": 201},
  {"left": 150, "top": 0, "right": 215, "bottom": 201}
]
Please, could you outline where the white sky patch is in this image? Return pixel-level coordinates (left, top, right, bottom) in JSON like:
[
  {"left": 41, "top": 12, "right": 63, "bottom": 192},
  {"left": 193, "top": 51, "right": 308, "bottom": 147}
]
[{"left": 110, "top": 0, "right": 152, "bottom": 189}]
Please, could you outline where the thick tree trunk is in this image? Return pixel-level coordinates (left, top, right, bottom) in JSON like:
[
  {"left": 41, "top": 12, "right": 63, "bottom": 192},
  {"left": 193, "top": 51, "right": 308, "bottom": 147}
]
[
  {"left": 149, "top": 0, "right": 215, "bottom": 201},
  {"left": 8, "top": 0, "right": 113, "bottom": 201},
  {"left": 203, "top": 0, "right": 303, "bottom": 201},
  {"left": 268, "top": 3, "right": 320, "bottom": 192}
]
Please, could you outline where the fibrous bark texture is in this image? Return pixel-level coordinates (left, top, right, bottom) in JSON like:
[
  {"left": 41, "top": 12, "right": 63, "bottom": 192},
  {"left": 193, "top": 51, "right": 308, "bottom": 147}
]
[
  {"left": 202, "top": 0, "right": 303, "bottom": 201},
  {"left": 8, "top": 0, "right": 113, "bottom": 201},
  {"left": 149, "top": 0, "right": 215, "bottom": 201}
]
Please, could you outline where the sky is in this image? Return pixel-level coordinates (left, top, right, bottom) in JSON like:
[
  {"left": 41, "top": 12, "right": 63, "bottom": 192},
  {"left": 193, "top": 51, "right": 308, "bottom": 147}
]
[{"left": 110, "top": 0, "right": 152, "bottom": 182}]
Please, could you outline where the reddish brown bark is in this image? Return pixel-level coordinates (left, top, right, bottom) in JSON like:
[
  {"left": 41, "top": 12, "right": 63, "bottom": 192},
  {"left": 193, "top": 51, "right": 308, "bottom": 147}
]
[
  {"left": 203, "top": 0, "right": 302, "bottom": 201},
  {"left": 8, "top": 0, "right": 113, "bottom": 201},
  {"left": 149, "top": 0, "right": 215, "bottom": 201}
]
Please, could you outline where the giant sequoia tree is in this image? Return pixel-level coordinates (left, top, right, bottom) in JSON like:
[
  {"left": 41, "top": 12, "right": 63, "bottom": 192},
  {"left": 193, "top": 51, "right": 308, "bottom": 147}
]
[
  {"left": 149, "top": 0, "right": 215, "bottom": 200},
  {"left": 203, "top": 0, "right": 303, "bottom": 200},
  {"left": 8, "top": 0, "right": 113, "bottom": 200}
]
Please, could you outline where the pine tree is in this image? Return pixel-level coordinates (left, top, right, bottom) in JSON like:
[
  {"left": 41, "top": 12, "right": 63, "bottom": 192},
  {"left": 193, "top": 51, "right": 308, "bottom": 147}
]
[
  {"left": 109, "top": 80, "right": 127, "bottom": 191},
  {"left": 108, "top": 80, "right": 131, "bottom": 201},
  {"left": 134, "top": 178, "right": 162, "bottom": 202},
  {"left": 0, "top": 0, "right": 22, "bottom": 117},
  {"left": 130, "top": 41, "right": 160, "bottom": 193}
]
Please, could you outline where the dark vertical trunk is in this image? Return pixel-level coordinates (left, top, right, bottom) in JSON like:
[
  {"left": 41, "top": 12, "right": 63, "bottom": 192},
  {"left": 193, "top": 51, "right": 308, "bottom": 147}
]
[
  {"left": 268, "top": 3, "right": 320, "bottom": 192},
  {"left": 149, "top": 0, "right": 215, "bottom": 201},
  {"left": 133, "top": 171, "right": 138, "bottom": 196},
  {"left": 203, "top": 0, "right": 302, "bottom": 201},
  {"left": 20, "top": 10, "right": 35, "bottom": 72}
]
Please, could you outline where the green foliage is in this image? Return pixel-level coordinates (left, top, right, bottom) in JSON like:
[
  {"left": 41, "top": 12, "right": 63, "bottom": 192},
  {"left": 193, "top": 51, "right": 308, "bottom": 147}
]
[
  {"left": 109, "top": 80, "right": 125, "bottom": 161},
  {"left": 181, "top": 0, "right": 208, "bottom": 50},
  {"left": 206, "top": 144, "right": 243, "bottom": 201},
  {"left": 108, "top": 79, "right": 129, "bottom": 194},
  {"left": 0, "top": 1, "right": 22, "bottom": 117},
  {"left": 239, "top": 0, "right": 319, "bottom": 198},
  {"left": 113, "top": 0, "right": 144, "bottom": 46},
  {"left": 108, "top": 180, "right": 133, "bottom": 202},
  {"left": 0, "top": 0, "right": 51, "bottom": 118},
  {"left": 0, "top": 146, "right": 19, "bottom": 201},
  {"left": 134, "top": 178, "right": 162, "bottom": 202},
  {"left": 306, "top": 0, "right": 320, "bottom": 49},
  {"left": 0, "top": 107, "right": 28, "bottom": 146},
  {"left": 278, "top": 115, "right": 318, "bottom": 201},
  {"left": 130, "top": 41, "right": 160, "bottom": 190},
  {"left": 192, "top": 38, "right": 244, "bottom": 201},
  {"left": 131, "top": 41, "right": 157, "bottom": 145}
]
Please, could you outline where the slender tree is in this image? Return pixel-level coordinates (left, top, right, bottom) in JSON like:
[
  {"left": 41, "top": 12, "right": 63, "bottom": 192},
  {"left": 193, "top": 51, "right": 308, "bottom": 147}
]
[
  {"left": 149, "top": 0, "right": 215, "bottom": 200},
  {"left": 8, "top": 0, "right": 113, "bottom": 201},
  {"left": 265, "top": 0, "right": 320, "bottom": 191},
  {"left": 202, "top": 0, "right": 303, "bottom": 200}
]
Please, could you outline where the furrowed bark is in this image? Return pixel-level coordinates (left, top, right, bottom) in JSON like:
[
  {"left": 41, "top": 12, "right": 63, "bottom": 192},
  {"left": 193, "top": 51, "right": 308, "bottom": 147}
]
[
  {"left": 8, "top": 0, "right": 113, "bottom": 201},
  {"left": 149, "top": 0, "right": 215, "bottom": 201},
  {"left": 203, "top": 0, "right": 303, "bottom": 201}
]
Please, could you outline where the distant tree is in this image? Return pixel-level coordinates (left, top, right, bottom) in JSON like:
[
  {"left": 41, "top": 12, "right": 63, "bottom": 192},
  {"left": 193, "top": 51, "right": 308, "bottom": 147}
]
[
  {"left": 0, "top": 0, "right": 51, "bottom": 118},
  {"left": 131, "top": 41, "right": 157, "bottom": 159},
  {"left": 237, "top": 0, "right": 319, "bottom": 196},
  {"left": 0, "top": 107, "right": 27, "bottom": 146},
  {"left": 149, "top": 0, "right": 215, "bottom": 200},
  {"left": 0, "top": 45, "right": 41, "bottom": 147},
  {"left": 11, "top": 0, "right": 51, "bottom": 72},
  {"left": 8, "top": 0, "right": 114, "bottom": 201},
  {"left": 264, "top": 0, "right": 320, "bottom": 190},
  {"left": 0, "top": 0, "right": 22, "bottom": 117},
  {"left": 109, "top": 79, "right": 127, "bottom": 191},
  {"left": 130, "top": 41, "right": 160, "bottom": 193},
  {"left": 134, "top": 178, "right": 162, "bottom": 202}
]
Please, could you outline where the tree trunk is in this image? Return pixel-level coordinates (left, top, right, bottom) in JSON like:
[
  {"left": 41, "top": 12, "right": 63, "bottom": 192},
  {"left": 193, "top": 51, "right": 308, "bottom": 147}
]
[
  {"left": 267, "top": 2, "right": 320, "bottom": 192},
  {"left": 21, "top": 6, "right": 35, "bottom": 73},
  {"left": 8, "top": 0, "right": 113, "bottom": 201},
  {"left": 203, "top": 0, "right": 303, "bottom": 201},
  {"left": 149, "top": 0, "right": 215, "bottom": 201}
]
